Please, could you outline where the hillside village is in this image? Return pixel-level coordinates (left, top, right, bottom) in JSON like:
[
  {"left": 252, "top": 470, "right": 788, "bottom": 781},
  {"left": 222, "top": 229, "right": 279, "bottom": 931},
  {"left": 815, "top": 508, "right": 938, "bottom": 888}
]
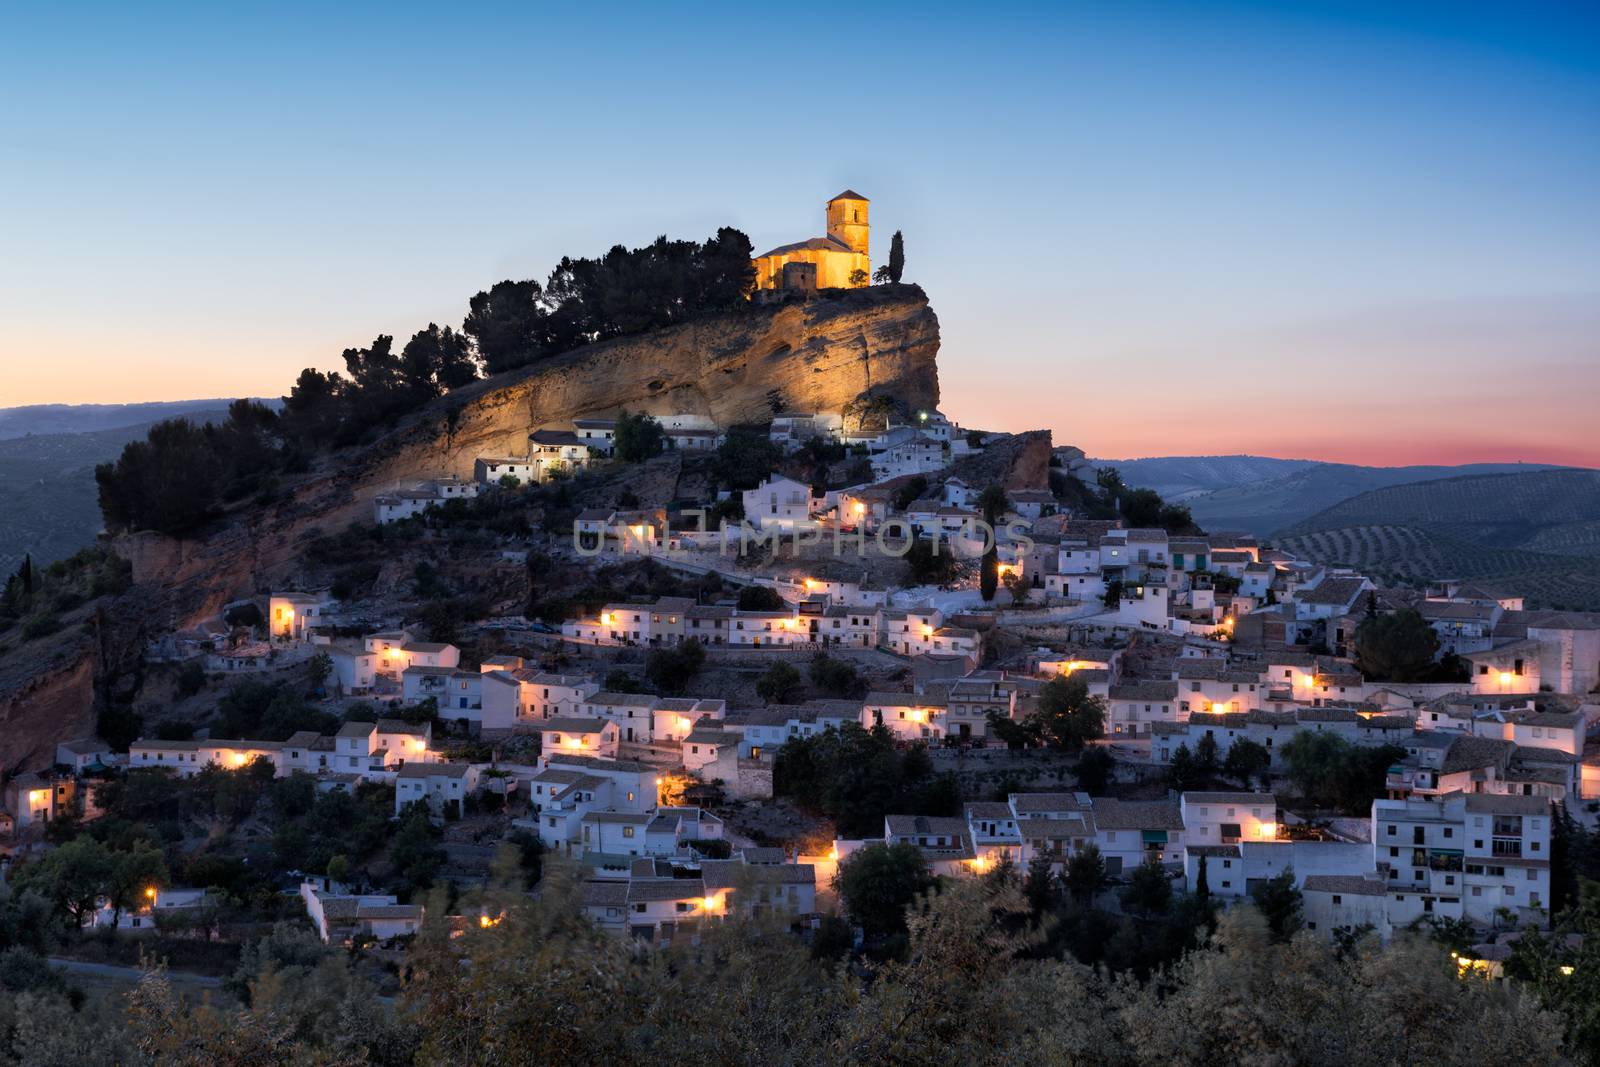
[
  {"left": 6, "top": 375, "right": 1600, "bottom": 963},
  {"left": 1, "top": 194, "right": 1598, "bottom": 1061}
]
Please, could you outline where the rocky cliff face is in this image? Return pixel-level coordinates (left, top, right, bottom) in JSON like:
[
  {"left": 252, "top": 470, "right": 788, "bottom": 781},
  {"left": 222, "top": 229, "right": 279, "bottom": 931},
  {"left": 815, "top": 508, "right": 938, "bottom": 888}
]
[
  {"left": 115, "top": 284, "right": 941, "bottom": 630},
  {"left": 0, "top": 629, "right": 98, "bottom": 774}
]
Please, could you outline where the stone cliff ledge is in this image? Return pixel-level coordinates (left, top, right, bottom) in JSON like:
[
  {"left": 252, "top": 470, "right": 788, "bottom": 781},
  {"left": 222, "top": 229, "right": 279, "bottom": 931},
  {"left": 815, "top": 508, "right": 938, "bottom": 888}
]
[{"left": 113, "top": 284, "right": 942, "bottom": 628}]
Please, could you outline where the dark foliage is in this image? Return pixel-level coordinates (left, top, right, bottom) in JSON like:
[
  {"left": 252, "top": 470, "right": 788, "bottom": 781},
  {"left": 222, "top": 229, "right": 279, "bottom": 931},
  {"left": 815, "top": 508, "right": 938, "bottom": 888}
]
[{"left": 774, "top": 723, "right": 961, "bottom": 837}]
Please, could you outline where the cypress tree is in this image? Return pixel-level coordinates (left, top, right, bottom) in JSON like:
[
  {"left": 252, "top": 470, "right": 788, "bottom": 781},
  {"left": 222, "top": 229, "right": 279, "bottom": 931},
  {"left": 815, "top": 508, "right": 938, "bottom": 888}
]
[{"left": 888, "top": 230, "right": 905, "bottom": 283}]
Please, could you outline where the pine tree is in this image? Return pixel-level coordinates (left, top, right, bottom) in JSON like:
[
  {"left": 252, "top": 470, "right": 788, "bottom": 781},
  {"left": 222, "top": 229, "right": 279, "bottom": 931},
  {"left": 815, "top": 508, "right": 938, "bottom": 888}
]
[
  {"left": 887, "top": 230, "right": 905, "bottom": 283},
  {"left": 1195, "top": 853, "right": 1210, "bottom": 901}
]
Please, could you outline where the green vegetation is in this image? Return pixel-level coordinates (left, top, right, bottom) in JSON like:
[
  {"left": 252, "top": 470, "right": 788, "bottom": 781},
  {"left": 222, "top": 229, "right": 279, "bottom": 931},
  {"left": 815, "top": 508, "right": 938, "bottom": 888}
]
[
  {"left": 872, "top": 229, "right": 906, "bottom": 284},
  {"left": 1051, "top": 466, "right": 1198, "bottom": 534},
  {"left": 1031, "top": 675, "right": 1107, "bottom": 751},
  {"left": 1223, "top": 737, "right": 1272, "bottom": 787},
  {"left": 1277, "top": 470, "right": 1600, "bottom": 609},
  {"left": 834, "top": 842, "right": 934, "bottom": 940},
  {"left": 1, "top": 864, "right": 1566, "bottom": 1065},
  {"left": 774, "top": 723, "right": 960, "bottom": 837},
  {"left": 465, "top": 228, "right": 756, "bottom": 374},
  {"left": 903, "top": 537, "right": 959, "bottom": 586},
  {"left": 611, "top": 411, "right": 665, "bottom": 463},
  {"left": 95, "top": 228, "right": 760, "bottom": 537},
  {"left": 94, "top": 400, "right": 288, "bottom": 535},
  {"left": 1278, "top": 731, "right": 1404, "bottom": 814},
  {"left": 0, "top": 549, "right": 131, "bottom": 640},
  {"left": 809, "top": 652, "right": 866, "bottom": 699},
  {"left": 1251, "top": 868, "right": 1304, "bottom": 940},
  {"left": 643, "top": 638, "right": 706, "bottom": 695},
  {"left": 713, "top": 425, "right": 783, "bottom": 492},
  {"left": 214, "top": 680, "right": 340, "bottom": 741},
  {"left": 735, "top": 585, "right": 785, "bottom": 611},
  {"left": 987, "top": 675, "right": 1106, "bottom": 753},
  {"left": 891, "top": 474, "right": 929, "bottom": 511},
  {"left": 1353, "top": 607, "right": 1441, "bottom": 682},
  {"left": 978, "top": 484, "right": 1008, "bottom": 602},
  {"left": 755, "top": 661, "right": 804, "bottom": 704}
]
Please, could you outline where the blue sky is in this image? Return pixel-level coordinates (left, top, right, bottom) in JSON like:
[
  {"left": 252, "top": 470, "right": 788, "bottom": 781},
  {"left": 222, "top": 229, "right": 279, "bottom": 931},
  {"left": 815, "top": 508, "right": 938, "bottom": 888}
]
[{"left": 3, "top": 1, "right": 1597, "bottom": 464}]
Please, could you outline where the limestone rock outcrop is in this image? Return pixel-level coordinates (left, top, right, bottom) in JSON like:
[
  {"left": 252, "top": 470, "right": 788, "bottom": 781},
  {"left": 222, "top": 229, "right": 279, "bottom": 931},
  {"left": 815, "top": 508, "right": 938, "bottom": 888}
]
[{"left": 116, "top": 284, "right": 941, "bottom": 629}]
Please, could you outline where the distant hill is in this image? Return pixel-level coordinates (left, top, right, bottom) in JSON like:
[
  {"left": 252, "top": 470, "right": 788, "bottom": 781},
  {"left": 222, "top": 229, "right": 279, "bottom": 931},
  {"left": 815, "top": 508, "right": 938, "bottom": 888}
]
[
  {"left": 1275, "top": 469, "right": 1600, "bottom": 610},
  {"left": 1088, "top": 455, "right": 1320, "bottom": 501},
  {"left": 0, "top": 398, "right": 275, "bottom": 440},
  {"left": 0, "top": 411, "right": 230, "bottom": 573},
  {"left": 1156, "top": 460, "right": 1570, "bottom": 536}
]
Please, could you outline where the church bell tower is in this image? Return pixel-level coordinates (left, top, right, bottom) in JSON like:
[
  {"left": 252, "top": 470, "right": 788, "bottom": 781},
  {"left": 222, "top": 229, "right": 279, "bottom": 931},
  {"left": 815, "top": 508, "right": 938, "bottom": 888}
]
[{"left": 826, "top": 190, "right": 870, "bottom": 257}]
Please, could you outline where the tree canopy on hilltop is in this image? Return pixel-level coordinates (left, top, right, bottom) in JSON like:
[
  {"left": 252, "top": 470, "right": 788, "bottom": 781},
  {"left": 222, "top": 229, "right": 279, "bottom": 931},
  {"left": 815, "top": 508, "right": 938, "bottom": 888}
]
[{"left": 97, "top": 226, "right": 760, "bottom": 536}]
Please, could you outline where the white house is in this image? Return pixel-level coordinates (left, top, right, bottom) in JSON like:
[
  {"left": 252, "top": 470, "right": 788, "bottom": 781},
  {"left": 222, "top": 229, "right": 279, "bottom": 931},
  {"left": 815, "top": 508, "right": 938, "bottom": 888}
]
[
  {"left": 4, "top": 773, "right": 56, "bottom": 829},
  {"left": 394, "top": 761, "right": 482, "bottom": 819},
  {"left": 1089, "top": 798, "right": 1185, "bottom": 874},
  {"left": 527, "top": 429, "right": 595, "bottom": 481},
  {"left": 328, "top": 641, "right": 381, "bottom": 694},
  {"left": 92, "top": 887, "right": 211, "bottom": 932},
  {"left": 742, "top": 476, "right": 818, "bottom": 531},
  {"left": 55, "top": 739, "right": 115, "bottom": 774},
  {"left": 300, "top": 880, "right": 421, "bottom": 944},
  {"left": 541, "top": 717, "right": 621, "bottom": 758},
  {"left": 566, "top": 416, "right": 616, "bottom": 451},
  {"left": 1178, "top": 792, "right": 1278, "bottom": 848},
  {"left": 267, "top": 592, "right": 323, "bottom": 640},
  {"left": 404, "top": 666, "right": 481, "bottom": 716},
  {"left": 769, "top": 412, "right": 843, "bottom": 452},
  {"left": 515, "top": 672, "right": 601, "bottom": 721},
  {"left": 373, "top": 479, "right": 480, "bottom": 524},
  {"left": 1372, "top": 792, "right": 1551, "bottom": 927},
  {"left": 863, "top": 691, "right": 949, "bottom": 742},
  {"left": 474, "top": 456, "right": 539, "bottom": 486},
  {"left": 870, "top": 430, "right": 947, "bottom": 480}
]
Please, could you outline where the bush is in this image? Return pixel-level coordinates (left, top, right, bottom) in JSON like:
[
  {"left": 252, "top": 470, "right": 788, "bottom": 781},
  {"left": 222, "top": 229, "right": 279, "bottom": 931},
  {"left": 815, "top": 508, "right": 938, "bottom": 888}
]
[
  {"left": 835, "top": 843, "right": 935, "bottom": 940},
  {"left": 686, "top": 838, "right": 732, "bottom": 859},
  {"left": 20, "top": 614, "right": 60, "bottom": 641},
  {"left": 736, "top": 585, "right": 785, "bottom": 612},
  {"left": 756, "top": 662, "right": 804, "bottom": 705},
  {"left": 176, "top": 661, "right": 207, "bottom": 697},
  {"left": 809, "top": 653, "right": 866, "bottom": 698}
]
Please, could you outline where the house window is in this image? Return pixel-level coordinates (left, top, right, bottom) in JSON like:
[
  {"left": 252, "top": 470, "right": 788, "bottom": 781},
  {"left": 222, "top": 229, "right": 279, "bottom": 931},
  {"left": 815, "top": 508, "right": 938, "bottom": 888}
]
[{"left": 623, "top": 826, "right": 635, "bottom": 838}]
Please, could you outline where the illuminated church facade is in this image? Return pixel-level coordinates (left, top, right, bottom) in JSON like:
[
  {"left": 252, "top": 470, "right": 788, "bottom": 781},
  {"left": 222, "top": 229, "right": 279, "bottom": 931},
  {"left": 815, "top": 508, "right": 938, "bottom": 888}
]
[{"left": 752, "top": 190, "right": 870, "bottom": 291}]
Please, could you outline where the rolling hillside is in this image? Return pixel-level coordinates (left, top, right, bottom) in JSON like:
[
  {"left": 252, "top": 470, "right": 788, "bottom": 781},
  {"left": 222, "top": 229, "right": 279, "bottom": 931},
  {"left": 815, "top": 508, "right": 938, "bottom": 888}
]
[
  {"left": 0, "top": 413, "right": 229, "bottom": 573},
  {"left": 1089, "top": 455, "right": 1319, "bottom": 501},
  {"left": 1173, "top": 461, "right": 1571, "bottom": 535},
  {"left": 0, "top": 398, "right": 257, "bottom": 439},
  {"left": 1275, "top": 469, "right": 1600, "bottom": 610}
]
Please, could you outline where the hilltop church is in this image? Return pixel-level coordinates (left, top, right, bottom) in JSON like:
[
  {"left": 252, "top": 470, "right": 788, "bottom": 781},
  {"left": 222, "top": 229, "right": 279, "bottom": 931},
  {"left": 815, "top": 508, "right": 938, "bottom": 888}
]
[{"left": 752, "top": 190, "right": 870, "bottom": 291}]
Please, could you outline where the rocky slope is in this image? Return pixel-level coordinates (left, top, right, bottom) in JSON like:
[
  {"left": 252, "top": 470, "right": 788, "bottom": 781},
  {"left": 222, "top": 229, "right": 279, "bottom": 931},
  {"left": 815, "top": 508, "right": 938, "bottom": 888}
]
[
  {"left": 0, "top": 284, "right": 941, "bottom": 777},
  {"left": 114, "top": 284, "right": 940, "bottom": 630}
]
